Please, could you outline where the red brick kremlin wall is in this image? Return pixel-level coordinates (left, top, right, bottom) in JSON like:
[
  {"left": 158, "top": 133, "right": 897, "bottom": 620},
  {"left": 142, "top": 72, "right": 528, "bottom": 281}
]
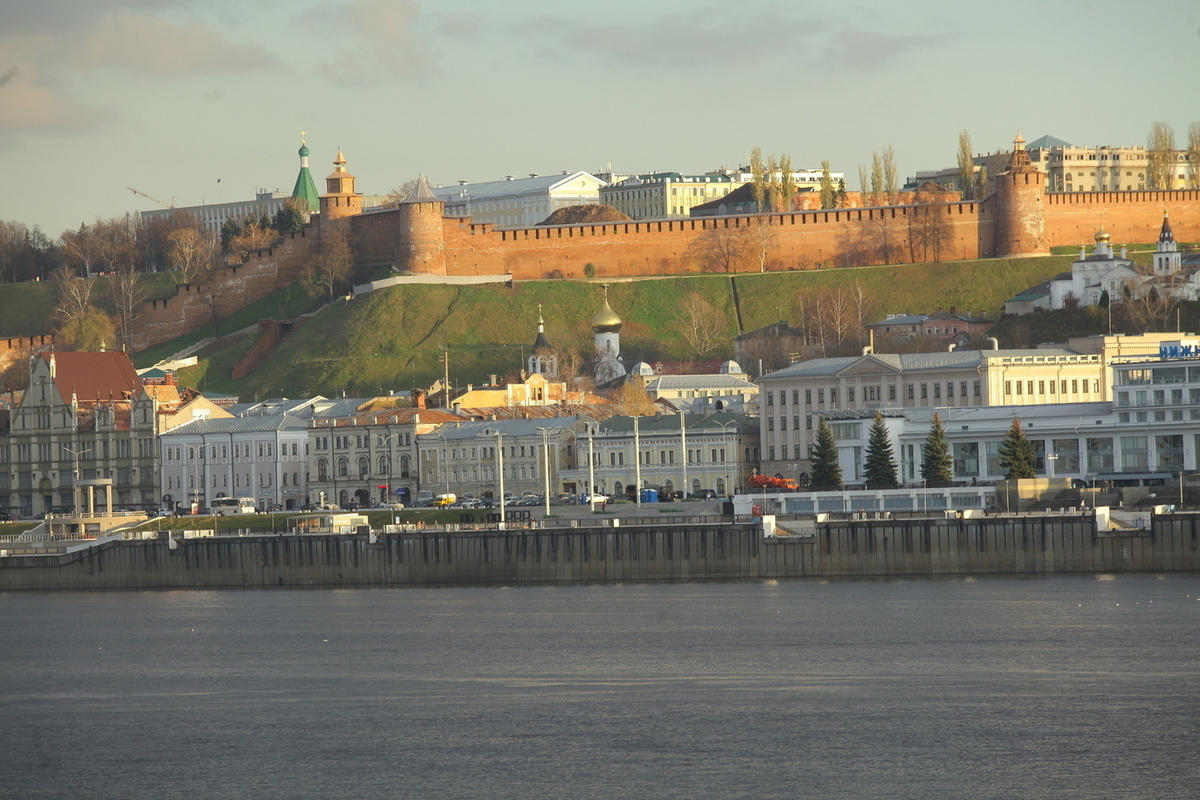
[{"left": 128, "top": 186, "right": 1200, "bottom": 353}]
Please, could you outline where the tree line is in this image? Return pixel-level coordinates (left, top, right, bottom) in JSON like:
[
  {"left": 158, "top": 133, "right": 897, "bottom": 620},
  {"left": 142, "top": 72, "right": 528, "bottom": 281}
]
[
  {"left": 0, "top": 195, "right": 359, "bottom": 358},
  {"left": 807, "top": 412, "right": 1036, "bottom": 491}
]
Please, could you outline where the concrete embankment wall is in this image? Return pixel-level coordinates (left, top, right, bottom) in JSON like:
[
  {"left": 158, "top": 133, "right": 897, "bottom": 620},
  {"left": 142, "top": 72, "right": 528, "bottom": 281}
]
[{"left": 2, "top": 516, "right": 1199, "bottom": 591}]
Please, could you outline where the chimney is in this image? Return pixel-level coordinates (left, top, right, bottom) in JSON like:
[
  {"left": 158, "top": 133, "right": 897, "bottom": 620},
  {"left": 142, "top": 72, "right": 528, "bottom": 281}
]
[{"left": 413, "top": 389, "right": 426, "bottom": 409}]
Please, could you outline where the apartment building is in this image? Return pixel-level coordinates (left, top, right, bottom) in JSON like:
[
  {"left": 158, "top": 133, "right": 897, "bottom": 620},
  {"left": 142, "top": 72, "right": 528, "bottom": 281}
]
[
  {"left": 307, "top": 407, "right": 467, "bottom": 508},
  {"left": 560, "top": 412, "right": 760, "bottom": 499},
  {"left": 159, "top": 416, "right": 311, "bottom": 511},
  {"left": 416, "top": 417, "right": 587, "bottom": 501}
]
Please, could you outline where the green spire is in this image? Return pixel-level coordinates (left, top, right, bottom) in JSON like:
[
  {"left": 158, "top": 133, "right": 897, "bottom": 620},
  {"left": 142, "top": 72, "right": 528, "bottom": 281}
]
[{"left": 291, "top": 131, "right": 320, "bottom": 213}]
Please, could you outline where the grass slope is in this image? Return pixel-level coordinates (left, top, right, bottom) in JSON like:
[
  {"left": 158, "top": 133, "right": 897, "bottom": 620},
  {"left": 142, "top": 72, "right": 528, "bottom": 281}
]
[{"left": 210, "top": 257, "right": 1066, "bottom": 400}]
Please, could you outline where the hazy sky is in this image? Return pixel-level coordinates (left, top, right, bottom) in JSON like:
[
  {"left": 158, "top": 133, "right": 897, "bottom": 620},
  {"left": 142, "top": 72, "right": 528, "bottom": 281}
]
[{"left": 1, "top": 0, "right": 1197, "bottom": 237}]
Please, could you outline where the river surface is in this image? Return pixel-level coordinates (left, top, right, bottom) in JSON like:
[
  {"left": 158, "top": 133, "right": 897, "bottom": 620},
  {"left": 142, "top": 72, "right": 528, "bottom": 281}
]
[{"left": 2, "top": 576, "right": 1198, "bottom": 799}]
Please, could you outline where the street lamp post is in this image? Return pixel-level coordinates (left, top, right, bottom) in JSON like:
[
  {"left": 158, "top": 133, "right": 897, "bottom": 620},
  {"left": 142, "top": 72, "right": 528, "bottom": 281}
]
[
  {"left": 679, "top": 410, "right": 688, "bottom": 502},
  {"left": 181, "top": 441, "right": 206, "bottom": 513},
  {"left": 62, "top": 444, "right": 91, "bottom": 515},
  {"left": 536, "top": 426, "right": 554, "bottom": 518},
  {"left": 375, "top": 431, "right": 401, "bottom": 505},
  {"left": 633, "top": 415, "right": 642, "bottom": 508},
  {"left": 588, "top": 424, "right": 597, "bottom": 511},
  {"left": 714, "top": 420, "right": 737, "bottom": 500},
  {"left": 495, "top": 431, "right": 506, "bottom": 525}
]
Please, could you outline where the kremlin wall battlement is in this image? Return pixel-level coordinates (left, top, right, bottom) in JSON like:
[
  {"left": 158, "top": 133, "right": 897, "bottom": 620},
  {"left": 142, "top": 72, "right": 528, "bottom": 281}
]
[{"left": 125, "top": 140, "right": 1200, "bottom": 353}]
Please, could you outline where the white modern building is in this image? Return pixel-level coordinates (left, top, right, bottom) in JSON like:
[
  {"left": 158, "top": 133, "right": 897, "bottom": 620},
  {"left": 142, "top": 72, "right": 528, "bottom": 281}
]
[{"left": 432, "top": 171, "right": 607, "bottom": 227}]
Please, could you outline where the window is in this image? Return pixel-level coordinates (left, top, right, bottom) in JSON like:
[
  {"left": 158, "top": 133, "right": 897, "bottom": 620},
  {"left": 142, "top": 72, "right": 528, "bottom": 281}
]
[
  {"left": 920, "top": 384, "right": 928, "bottom": 399},
  {"left": 317, "top": 459, "right": 328, "bottom": 481},
  {"left": 953, "top": 442, "right": 979, "bottom": 477},
  {"left": 848, "top": 387, "right": 855, "bottom": 402},
  {"left": 337, "top": 457, "right": 348, "bottom": 477},
  {"left": 907, "top": 385, "right": 914, "bottom": 400},
  {"left": 805, "top": 389, "right": 812, "bottom": 404},
  {"left": 1120, "top": 436, "right": 1148, "bottom": 471},
  {"left": 974, "top": 381, "right": 981, "bottom": 397},
  {"left": 1086, "top": 438, "right": 1113, "bottom": 472},
  {"left": 889, "top": 386, "right": 896, "bottom": 401}
]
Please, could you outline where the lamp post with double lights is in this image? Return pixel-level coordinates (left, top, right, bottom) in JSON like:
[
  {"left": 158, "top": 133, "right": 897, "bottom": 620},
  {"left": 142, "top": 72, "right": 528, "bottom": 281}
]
[
  {"left": 374, "top": 431, "right": 402, "bottom": 505},
  {"left": 180, "top": 442, "right": 206, "bottom": 513},
  {"left": 62, "top": 444, "right": 91, "bottom": 515},
  {"left": 495, "top": 431, "right": 506, "bottom": 525},
  {"left": 714, "top": 420, "right": 739, "bottom": 501}
]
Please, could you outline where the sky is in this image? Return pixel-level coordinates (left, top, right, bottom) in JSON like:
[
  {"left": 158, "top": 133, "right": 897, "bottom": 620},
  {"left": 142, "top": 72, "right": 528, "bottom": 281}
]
[{"left": 1, "top": 0, "right": 1198, "bottom": 238}]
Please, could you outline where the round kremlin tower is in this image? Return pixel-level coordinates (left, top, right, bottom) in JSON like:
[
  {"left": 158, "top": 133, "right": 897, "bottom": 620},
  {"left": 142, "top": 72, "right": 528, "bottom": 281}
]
[
  {"left": 395, "top": 175, "right": 448, "bottom": 275},
  {"left": 993, "top": 133, "right": 1046, "bottom": 258}
]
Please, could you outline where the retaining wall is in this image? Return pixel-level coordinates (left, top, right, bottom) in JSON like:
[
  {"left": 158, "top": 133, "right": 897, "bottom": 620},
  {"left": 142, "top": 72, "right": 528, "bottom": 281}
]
[{"left": 3, "top": 514, "right": 1198, "bottom": 591}]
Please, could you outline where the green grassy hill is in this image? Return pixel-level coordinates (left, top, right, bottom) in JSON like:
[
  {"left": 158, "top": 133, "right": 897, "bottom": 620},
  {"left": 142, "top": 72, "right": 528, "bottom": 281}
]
[{"left": 168, "top": 256, "right": 1071, "bottom": 400}]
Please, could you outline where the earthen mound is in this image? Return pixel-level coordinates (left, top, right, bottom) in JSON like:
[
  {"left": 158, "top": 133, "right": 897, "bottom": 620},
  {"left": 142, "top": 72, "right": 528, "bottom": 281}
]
[{"left": 538, "top": 205, "right": 632, "bottom": 226}]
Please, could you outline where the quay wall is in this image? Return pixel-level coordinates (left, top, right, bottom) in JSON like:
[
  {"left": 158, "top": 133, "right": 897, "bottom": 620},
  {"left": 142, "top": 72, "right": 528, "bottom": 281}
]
[{"left": 3, "top": 515, "right": 1199, "bottom": 591}]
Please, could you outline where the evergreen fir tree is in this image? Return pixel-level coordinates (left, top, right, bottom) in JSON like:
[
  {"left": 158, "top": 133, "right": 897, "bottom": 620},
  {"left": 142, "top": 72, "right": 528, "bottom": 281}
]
[
  {"left": 998, "top": 417, "right": 1036, "bottom": 479},
  {"left": 920, "top": 413, "right": 954, "bottom": 487},
  {"left": 810, "top": 418, "right": 842, "bottom": 490},
  {"left": 863, "top": 413, "right": 899, "bottom": 489}
]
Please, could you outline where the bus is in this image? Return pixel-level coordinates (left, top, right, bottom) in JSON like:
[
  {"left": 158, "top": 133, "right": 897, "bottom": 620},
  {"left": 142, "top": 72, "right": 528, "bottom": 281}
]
[{"left": 211, "top": 497, "right": 258, "bottom": 516}]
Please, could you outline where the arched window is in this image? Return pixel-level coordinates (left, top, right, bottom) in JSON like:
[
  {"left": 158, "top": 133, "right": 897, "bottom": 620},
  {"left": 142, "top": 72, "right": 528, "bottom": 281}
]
[
  {"left": 400, "top": 455, "right": 410, "bottom": 478},
  {"left": 378, "top": 455, "right": 391, "bottom": 476},
  {"left": 337, "top": 457, "right": 348, "bottom": 477},
  {"left": 613, "top": 481, "right": 623, "bottom": 497},
  {"left": 358, "top": 456, "right": 369, "bottom": 478},
  {"left": 692, "top": 479, "right": 701, "bottom": 495},
  {"left": 293, "top": 472, "right": 299, "bottom": 486},
  {"left": 715, "top": 478, "right": 726, "bottom": 497},
  {"left": 317, "top": 458, "right": 328, "bottom": 481}
]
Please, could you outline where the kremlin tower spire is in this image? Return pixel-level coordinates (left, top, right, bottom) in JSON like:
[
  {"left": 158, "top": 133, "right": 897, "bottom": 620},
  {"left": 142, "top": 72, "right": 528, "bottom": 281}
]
[{"left": 291, "top": 132, "right": 320, "bottom": 214}]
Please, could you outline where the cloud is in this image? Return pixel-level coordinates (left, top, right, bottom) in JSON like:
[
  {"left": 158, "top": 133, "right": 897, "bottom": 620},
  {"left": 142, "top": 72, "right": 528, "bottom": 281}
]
[
  {"left": 817, "top": 29, "right": 936, "bottom": 72},
  {"left": 316, "top": 0, "right": 435, "bottom": 85},
  {"left": 0, "top": 70, "right": 115, "bottom": 133},
  {"left": 499, "top": 1, "right": 928, "bottom": 73},
  {"left": 74, "top": 12, "right": 279, "bottom": 74},
  {"left": 0, "top": 6, "right": 277, "bottom": 135}
]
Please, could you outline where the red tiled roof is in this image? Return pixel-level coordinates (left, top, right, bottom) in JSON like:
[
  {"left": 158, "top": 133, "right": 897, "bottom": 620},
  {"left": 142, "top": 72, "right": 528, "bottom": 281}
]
[{"left": 41, "top": 351, "right": 142, "bottom": 405}]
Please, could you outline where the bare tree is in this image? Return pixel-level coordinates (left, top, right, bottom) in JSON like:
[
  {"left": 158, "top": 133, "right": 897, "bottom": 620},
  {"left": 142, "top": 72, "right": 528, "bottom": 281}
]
[
  {"left": 858, "top": 164, "right": 871, "bottom": 205},
  {"left": 813, "top": 287, "right": 859, "bottom": 355},
  {"left": 674, "top": 292, "right": 727, "bottom": 359},
  {"left": 110, "top": 269, "right": 146, "bottom": 351},
  {"left": 1188, "top": 121, "right": 1200, "bottom": 190},
  {"left": 61, "top": 224, "right": 102, "bottom": 277},
  {"left": 168, "top": 227, "right": 218, "bottom": 284},
  {"left": 689, "top": 224, "right": 749, "bottom": 273},
  {"left": 305, "top": 224, "right": 355, "bottom": 300},
  {"left": 747, "top": 215, "right": 777, "bottom": 272},
  {"left": 1121, "top": 276, "right": 1178, "bottom": 332},
  {"left": 870, "top": 152, "right": 884, "bottom": 206},
  {"left": 851, "top": 280, "right": 876, "bottom": 331},
  {"left": 956, "top": 130, "right": 975, "bottom": 199},
  {"left": 907, "top": 188, "right": 954, "bottom": 263},
  {"left": 227, "top": 222, "right": 278, "bottom": 261},
  {"left": 51, "top": 264, "right": 94, "bottom": 326},
  {"left": 777, "top": 154, "right": 795, "bottom": 212},
  {"left": 1147, "top": 121, "right": 1177, "bottom": 190},
  {"left": 882, "top": 145, "right": 899, "bottom": 204},
  {"left": 386, "top": 178, "right": 421, "bottom": 206}
]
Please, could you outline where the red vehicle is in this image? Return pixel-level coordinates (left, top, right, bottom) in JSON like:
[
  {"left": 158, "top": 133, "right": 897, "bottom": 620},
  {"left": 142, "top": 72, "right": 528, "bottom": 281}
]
[{"left": 748, "top": 475, "right": 799, "bottom": 491}]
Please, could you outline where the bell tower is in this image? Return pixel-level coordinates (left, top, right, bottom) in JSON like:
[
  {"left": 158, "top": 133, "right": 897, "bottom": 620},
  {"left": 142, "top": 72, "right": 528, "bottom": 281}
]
[{"left": 319, "top": 148, "right": 362, "bottom": 223}]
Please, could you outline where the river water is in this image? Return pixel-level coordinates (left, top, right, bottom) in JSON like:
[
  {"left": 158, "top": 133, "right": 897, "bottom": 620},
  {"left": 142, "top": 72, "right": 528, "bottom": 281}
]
[{"left": 2, "top": 576, "right": 1198, "bottom": 799}]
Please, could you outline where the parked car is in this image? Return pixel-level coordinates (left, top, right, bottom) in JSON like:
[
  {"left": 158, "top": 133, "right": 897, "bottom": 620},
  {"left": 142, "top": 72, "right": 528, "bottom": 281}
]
[
  {"left": 378, "top": 502, "right": 405, "bottom": 510},
  {"left": 580, "top": 493, "right": 609, "bottom": 504}
]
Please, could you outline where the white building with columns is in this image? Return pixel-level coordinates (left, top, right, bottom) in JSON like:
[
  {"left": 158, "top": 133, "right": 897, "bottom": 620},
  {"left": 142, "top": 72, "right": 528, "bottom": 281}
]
[{"left": 159, "top": 416, "right": 311, "bottom": 512}]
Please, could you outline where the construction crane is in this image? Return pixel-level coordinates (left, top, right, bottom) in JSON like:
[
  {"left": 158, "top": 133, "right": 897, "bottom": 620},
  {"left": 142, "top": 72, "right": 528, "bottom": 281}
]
[{"left": 127, "top": 187, "right": 174, "bottom": 209}]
